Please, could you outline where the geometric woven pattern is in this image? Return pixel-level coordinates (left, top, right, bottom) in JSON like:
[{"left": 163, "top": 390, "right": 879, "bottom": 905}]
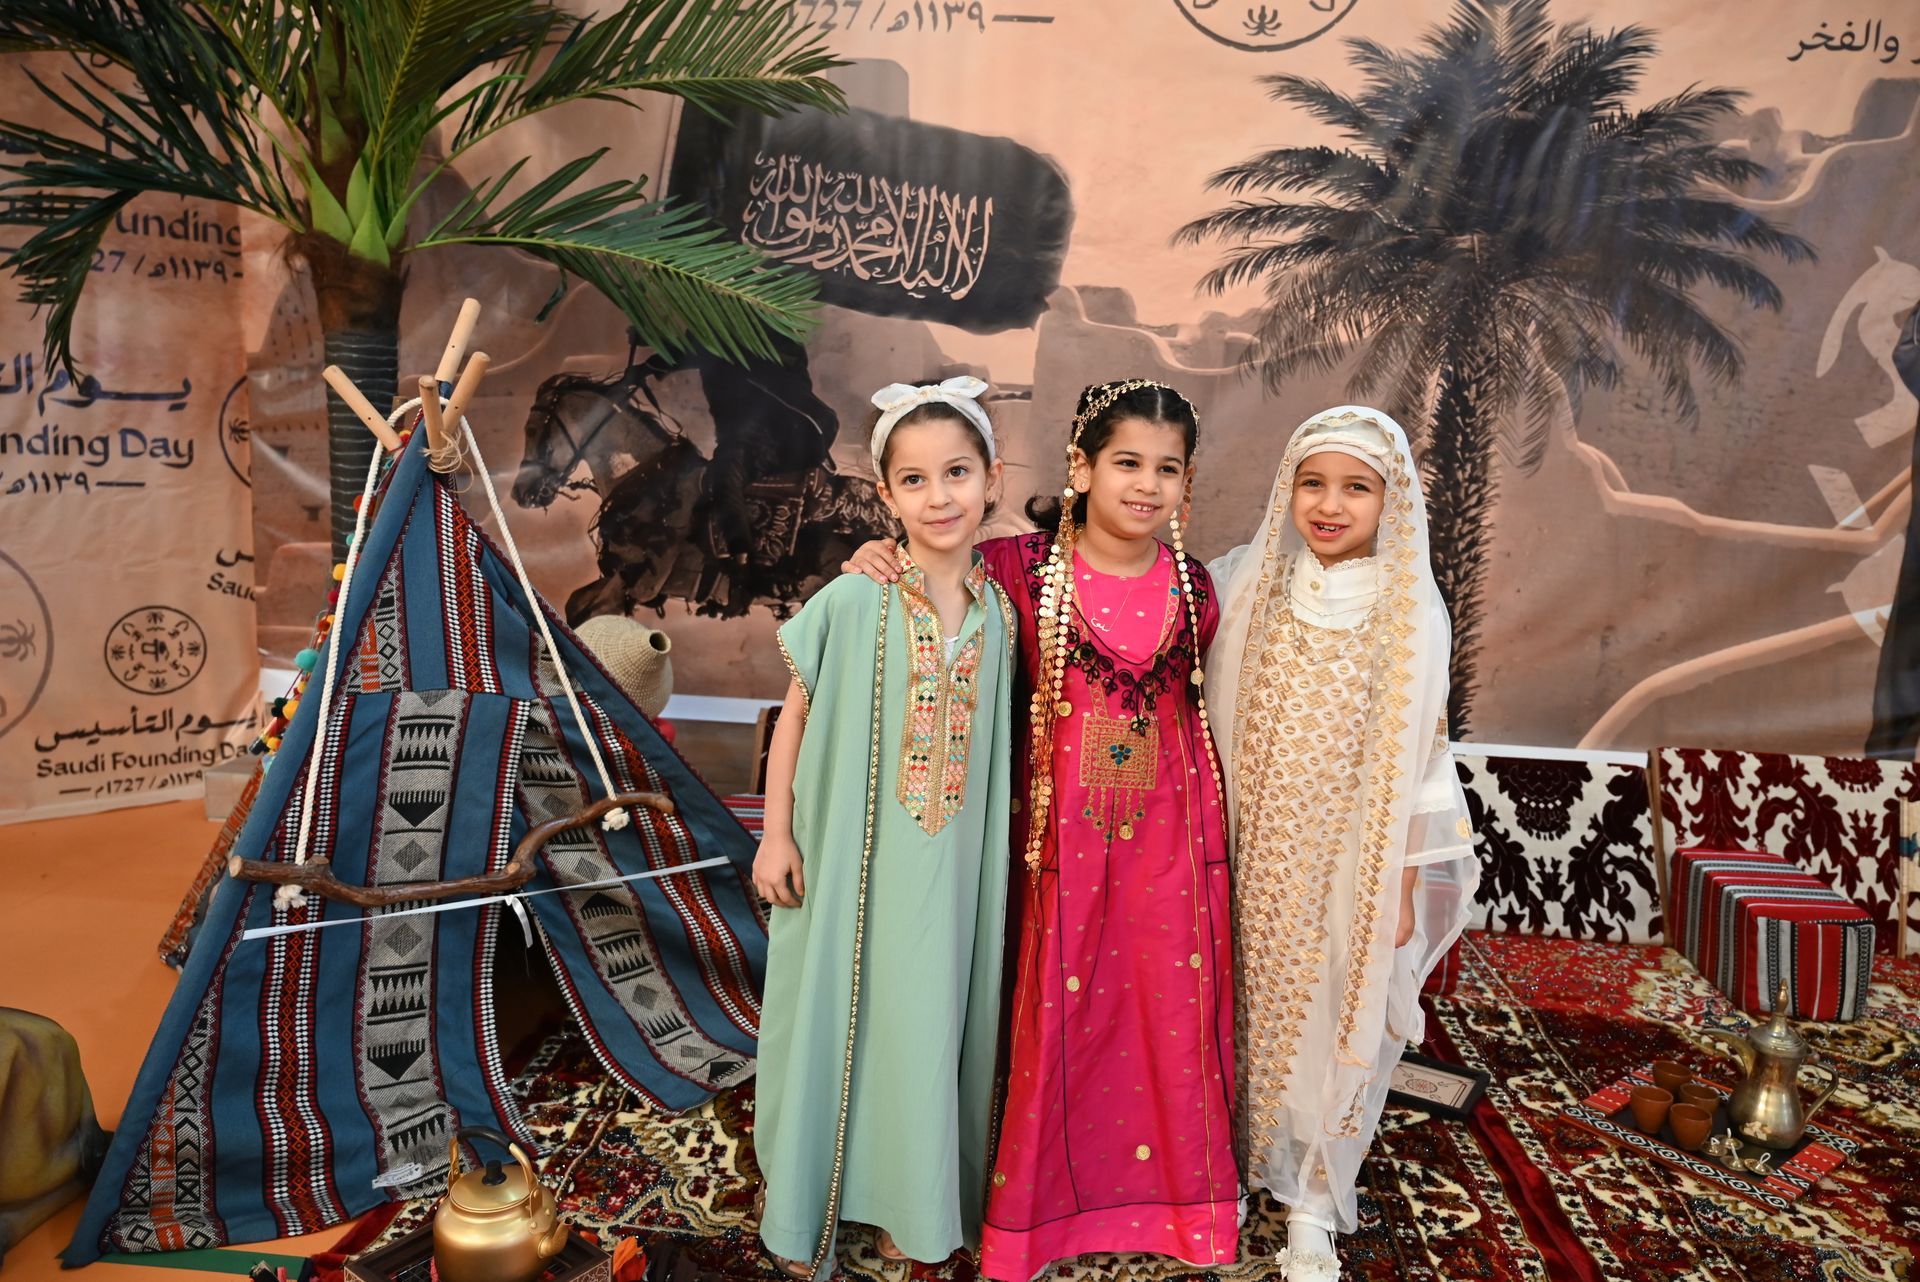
[{"left": 69, "top": 433, "right": 767, "bottom": 1264}]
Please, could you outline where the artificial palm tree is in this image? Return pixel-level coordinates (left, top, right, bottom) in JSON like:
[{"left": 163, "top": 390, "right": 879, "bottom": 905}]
[
  {"left": 0, "top": 0, "right": 843, "bottom": 556},
  {"left": 1179, "top": 0, "right": 1813, "bottom": 735}
]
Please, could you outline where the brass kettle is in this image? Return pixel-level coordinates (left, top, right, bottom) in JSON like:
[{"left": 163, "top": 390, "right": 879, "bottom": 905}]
[
  {"left": 1701, "top": 979, "right": 1840, "bottom": 1151},
  {"left": 432, "top": 1126, "right": 568, "bottom": 1282}
]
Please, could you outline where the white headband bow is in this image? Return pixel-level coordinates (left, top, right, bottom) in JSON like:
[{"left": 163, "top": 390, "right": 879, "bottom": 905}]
[{"left": 868, "top": 376, "right": 994, "bottom": 470}]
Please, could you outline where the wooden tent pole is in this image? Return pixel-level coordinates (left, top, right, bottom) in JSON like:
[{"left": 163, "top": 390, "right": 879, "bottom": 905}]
[
  {"left": 322, "top": 365, "right": 403, "bottom": 452},
  {"left": 417, "top": 374, "right": 449, "bottom": 459},
  {"left": 436, "top": 298, "right": 482, "bottom": 390},
  {"left": 442, "top": 352, "right": 490, "bottom": 432}
]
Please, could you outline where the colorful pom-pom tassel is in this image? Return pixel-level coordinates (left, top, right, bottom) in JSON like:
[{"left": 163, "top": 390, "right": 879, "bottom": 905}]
[{"left": 294, "top": 648, "right": 320, "bottom": 672}]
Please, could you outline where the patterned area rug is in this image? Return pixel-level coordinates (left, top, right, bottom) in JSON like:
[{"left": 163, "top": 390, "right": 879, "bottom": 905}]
[{"left": 344, "top": 934, "right": 1920, "bottom": 1280}]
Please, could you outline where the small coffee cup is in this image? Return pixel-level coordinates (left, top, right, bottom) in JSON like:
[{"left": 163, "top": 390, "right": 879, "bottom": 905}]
[
  {"left": 1679, "top": 1083, "right": 1720, "bottom": 1112},
  {"left": 1629, "top": 1085, "right": 1673, "bottom": 1134},
  {"left": 1650, "top": 1060, "right": 1691, "bottom": 1095},
  {"left": 1669, "top": 1103, "right": 1713, "bottom": 1152}
]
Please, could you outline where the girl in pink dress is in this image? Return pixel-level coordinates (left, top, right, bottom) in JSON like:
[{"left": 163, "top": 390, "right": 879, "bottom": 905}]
[{"left": 848, "top": 380, "right": 1238, "bottom": 1279}]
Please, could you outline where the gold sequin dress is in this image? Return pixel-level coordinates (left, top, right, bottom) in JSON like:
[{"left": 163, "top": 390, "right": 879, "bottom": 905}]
[{"left": 1204, "top": 407, "right": 1480, "bottom": 1235}]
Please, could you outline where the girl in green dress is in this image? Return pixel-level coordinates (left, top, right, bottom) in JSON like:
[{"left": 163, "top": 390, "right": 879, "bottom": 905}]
[{"left": 751, "top": 377, "right": 1017, "bottom": 1279}]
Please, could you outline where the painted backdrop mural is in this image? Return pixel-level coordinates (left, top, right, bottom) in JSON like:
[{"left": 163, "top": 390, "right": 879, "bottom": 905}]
[{"left": 86, "top": 0, "right": 1920, "bottom": 768}]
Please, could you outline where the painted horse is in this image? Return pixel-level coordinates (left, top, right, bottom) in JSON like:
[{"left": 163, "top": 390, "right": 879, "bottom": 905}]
[{"left": 513, "top": 359, "right": 896, "bottom": 623}]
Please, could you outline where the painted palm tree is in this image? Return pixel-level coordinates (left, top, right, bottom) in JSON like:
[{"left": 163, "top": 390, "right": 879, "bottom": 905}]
[
  {"left": 1178, "top": 0, "right": 1813, "bottom": 735},
  {"left": 0, "top": 0, "right": 842, "bottom": 555}
]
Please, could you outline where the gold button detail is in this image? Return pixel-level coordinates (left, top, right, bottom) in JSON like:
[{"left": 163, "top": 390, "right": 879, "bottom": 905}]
[
  {"left": 1056, "top": 700, "right": 1074, "bottom": 717},
  {"left": 1118, "top": 822, "right": 1135, "bottom": 840},
  {"left": 1010, "top": 797, "right": 1023, "bottom": 813},
  {"left": 1189, "top": 953, "right": 1202, "bottom": 968},
  {"left": 1066, "top": 976, "right": 1081, "bottom": 993},
  {"left": 992, "top": 1171, "right": 1007, "bottom": 1187},
  {"left": 1135, "top": 1145, "right": 1151, "bottom": 1161}
]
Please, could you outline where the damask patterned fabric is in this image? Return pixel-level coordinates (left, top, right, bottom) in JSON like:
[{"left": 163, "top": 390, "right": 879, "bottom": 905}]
[
  {"left": 1456, "top": 753, "right": 1662, "bottom": 944},
  {"left": 66, "top": 432, "right": 767, "bottom": 1265},
  {"left": 1654, "top": 747, "right": 1920, "bottom": 955}
]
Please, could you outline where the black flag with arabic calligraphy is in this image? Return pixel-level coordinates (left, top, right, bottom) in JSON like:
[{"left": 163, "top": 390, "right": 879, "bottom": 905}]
[{"left": 670, "top": 102, "right": 1073, "bottom": 332}]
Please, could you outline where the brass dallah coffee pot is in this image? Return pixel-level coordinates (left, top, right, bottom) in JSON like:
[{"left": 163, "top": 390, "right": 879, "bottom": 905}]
[
  {"left": 1702, "top": 979, "right": 1840, "bottom": 1151},
  {"left": 432, "top": 1127, "right": 568, "bottom": 1282}
]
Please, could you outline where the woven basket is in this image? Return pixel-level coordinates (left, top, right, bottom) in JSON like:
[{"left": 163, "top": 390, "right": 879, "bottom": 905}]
[{"left": 575, "top": 616, "right": 674, "bottom": 718}]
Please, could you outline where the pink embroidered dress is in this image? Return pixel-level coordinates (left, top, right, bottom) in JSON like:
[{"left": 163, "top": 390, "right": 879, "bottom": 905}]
[{"left": 977, "top": 533, "right": 1238, "bottom": 1281}]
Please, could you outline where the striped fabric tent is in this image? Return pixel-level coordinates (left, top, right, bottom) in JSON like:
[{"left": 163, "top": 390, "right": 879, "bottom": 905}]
[{"left": 67, "top": 432, "right": 765, "bottom": 1263}]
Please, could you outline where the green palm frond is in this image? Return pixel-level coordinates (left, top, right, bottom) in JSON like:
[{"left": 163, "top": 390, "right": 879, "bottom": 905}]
[
  {"left": 1, "top": 4, "right": 298, "bottom": 221},
  {"left": 418, "top": 149, "right": 818, "bottom": 362},
  {"left": 445, "top": 0, "right": 843, "bottom": 156},
  {"left": 2, "top": 0, "right": 846, "bottom": 379},
  {"left": 196, "top": 0, "right": 319, "bottom": 143},
  {"left": 0, "top": 191, "right": 134, "bottom": 366},
  {"left": 0, "top": 2, "right": 309, "bottom": 371},
  {"left": 0, "top": 2, "right": 120, "bottom": 57},
  {"left": 332, "top": 0, "right": 552, "bottom": 255}
]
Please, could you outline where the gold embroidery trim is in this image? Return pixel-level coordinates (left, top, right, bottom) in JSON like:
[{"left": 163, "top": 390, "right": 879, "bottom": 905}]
[
  {"left": 806, "top": 587, "right": 888, "bottom": 1274},
  {"left": 775, "top": 631, "right": 811, "bottom": 719}
]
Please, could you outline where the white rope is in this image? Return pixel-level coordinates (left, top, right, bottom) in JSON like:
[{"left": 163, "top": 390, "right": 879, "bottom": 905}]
[
  {"left": 279, "top": 407, "right": 395, "bottom": 909},
  {"left": 456, "top": 414, "right": 629, "bottom": 830},
  {"left": 277, "top": 398, "right": 630, "bottom": 913}
]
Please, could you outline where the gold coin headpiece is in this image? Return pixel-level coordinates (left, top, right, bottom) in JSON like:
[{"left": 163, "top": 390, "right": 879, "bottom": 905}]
[{"left": 1068, "top": 379, "right": 1199, "bottom": 452}]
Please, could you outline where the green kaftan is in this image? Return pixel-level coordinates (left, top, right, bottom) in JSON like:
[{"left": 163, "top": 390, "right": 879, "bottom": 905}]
[{"left": 756, "top": 553, "right": 1014, "bottom": 1275}]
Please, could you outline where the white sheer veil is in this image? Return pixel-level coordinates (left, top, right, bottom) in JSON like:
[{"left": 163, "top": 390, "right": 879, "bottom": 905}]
[{"left": 1204, "top": 405, "right": 1479, "bottom": 1230}]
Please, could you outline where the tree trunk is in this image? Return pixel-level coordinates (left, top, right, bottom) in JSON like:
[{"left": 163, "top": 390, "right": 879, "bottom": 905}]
[
  {"left": 1865, "top": 303, "right": 1920, "bottom": 758},
  {"left": 320, "top": 324, "right": 399, "bottom": 558},
  {"left": 1421, "top": 351, "right": 1498, "bottom": 738},
  {"left": 294, "top": 233, "right": 403, "bottom": 560}
]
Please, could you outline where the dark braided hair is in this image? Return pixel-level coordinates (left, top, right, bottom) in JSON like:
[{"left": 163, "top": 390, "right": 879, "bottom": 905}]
[{"left": 1025, "top": 381, "right": 1199, "bottom": 532}]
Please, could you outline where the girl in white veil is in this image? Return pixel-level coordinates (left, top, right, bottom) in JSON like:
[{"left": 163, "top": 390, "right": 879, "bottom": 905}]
[{"left": 1205, "top": 407, "right": 1480, "bottom": 1282}]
